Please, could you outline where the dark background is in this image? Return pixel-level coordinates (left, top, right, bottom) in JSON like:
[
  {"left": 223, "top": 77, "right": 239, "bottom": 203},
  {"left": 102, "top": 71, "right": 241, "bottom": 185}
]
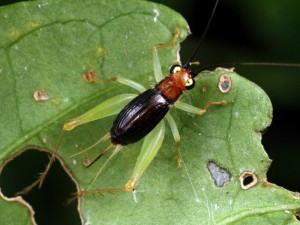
[{"left": 1, "top": 0, "right": 299, "bottom": 224}]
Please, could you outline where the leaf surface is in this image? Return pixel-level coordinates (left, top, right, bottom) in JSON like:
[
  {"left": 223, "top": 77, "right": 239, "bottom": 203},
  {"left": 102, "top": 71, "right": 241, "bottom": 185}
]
[{"left": 0, "top": 0, "right": 299, "bottom": 224}]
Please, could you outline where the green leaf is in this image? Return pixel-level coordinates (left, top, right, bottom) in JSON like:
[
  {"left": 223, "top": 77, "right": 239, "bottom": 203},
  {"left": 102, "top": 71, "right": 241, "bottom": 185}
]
[
  {"left": 0, "top": 0, "right": 299, "bottom": 225},
  {"left": 0, "top": 193, "right": 33, "bottom": 225}
]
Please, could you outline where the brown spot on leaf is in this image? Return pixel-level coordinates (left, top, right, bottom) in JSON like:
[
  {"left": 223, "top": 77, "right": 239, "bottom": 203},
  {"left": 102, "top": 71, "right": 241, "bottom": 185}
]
[{"left": 240, "top": 171, "right": 258, "bottom": 190}]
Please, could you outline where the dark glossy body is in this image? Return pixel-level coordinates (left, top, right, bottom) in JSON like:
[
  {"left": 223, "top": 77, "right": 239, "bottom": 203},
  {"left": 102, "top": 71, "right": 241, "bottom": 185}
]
[{"left": 110, "top": 86, "right": 170, "bottom": 145}]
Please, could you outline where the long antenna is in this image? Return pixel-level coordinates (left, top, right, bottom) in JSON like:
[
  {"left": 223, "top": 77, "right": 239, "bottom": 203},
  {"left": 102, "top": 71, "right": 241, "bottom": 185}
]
[
  {"left": 183, "top": 0, "right": 219, "bottom": 68},
  {"left": 190, "top": 62, "right": 300, "bottom": 78},
  {"left": 196, "top": 62, "right": 300, "bottom": 73}
]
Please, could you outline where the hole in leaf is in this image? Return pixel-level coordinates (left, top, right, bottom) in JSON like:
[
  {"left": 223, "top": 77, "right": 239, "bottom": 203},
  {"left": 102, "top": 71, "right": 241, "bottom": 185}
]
[
  {"left": 218, "top": 74, "right": 232, "bottom": 93},
  {"left": 243, "top": 175, "right": 253, "bottom": 185},
  {"left": 0, "top": 0, "right": 27, "bottom": 6},
  {"left": 239, "top": 171, "right": 258, "bottom": 190},
  {"left": 0, "top": 146, "right": 81, "bottom": 225},
  {"left": 207, "top": 161, "right": 231, "bottom": 187}
]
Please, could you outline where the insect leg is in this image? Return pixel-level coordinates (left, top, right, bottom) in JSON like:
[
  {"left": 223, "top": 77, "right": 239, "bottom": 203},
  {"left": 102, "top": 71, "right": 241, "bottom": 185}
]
[
  {"left": 64, "top": 94, "right": 137, "bottom": 131},
  {"left": 174, "top": 100, "right": 228, "bottom": 115},
  {"left": 165, "top": 113, "right": 182, "bottom": 168},
  {"left": 115, "top": 77, "right": 146, "bottom": 93},
  {"left": 153, "top": 28, "right": 179, "bottom": 82},
  {"left": 85, "top": 73, "right": 146, "bottom": 93}
]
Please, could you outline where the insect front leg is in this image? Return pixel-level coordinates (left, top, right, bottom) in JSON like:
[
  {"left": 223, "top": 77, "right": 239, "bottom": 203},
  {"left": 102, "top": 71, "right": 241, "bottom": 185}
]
[
  {"left": 153, "top": 27, "right": 180, "bottom": 82},
  {"left": 174, "top": 100, "right": 228, "bottom": 115},
  {"left": 86, "top": 74, "right": 147, "bottom": 93}
]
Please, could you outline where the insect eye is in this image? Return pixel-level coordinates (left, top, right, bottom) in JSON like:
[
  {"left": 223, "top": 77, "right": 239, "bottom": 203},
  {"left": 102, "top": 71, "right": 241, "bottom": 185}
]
[
  {"left": 170, "top": 65, "right": 181, "bottom": 74},
  {"left": 185, "top": 78, "right": 195, "bottom": 90}
]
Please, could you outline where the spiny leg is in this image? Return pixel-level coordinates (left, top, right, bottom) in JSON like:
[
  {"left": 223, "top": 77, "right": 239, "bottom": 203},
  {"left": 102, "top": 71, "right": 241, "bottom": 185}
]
[
  {"left": 165, "top": 113, "right": 182, "bottom": 168},
  {"left": 175, "top": 100, "right": 228, "bottom": 115},
  {"left": 153, "top": 27, "right": 180, "bottom": 82}
]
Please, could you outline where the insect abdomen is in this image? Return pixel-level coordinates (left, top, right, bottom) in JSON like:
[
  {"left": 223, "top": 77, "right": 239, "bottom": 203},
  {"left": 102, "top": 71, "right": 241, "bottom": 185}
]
[{"left": 110, "top": 88, "right": 170, "bottom": 145}]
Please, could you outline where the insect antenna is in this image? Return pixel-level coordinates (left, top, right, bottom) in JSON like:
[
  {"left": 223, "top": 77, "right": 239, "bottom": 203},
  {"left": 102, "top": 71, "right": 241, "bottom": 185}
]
[
  {"left": 193, "top": 62, "right": 300, "bottom": 75},
  {"left": 183, "top": 0, "right": 219, "bottom": 69},
  {"left": 229, "top": 62, "right": 300, "bottom": 68}
]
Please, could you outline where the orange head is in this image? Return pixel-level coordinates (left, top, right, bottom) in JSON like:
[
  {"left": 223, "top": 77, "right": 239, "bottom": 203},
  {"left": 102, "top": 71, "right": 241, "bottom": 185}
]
[
  {"left": 169, "top": 65, "right": 195, "bottom": 91},
  {"left": 156, "top": 65, "right": 196, "bottom": 103}
]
